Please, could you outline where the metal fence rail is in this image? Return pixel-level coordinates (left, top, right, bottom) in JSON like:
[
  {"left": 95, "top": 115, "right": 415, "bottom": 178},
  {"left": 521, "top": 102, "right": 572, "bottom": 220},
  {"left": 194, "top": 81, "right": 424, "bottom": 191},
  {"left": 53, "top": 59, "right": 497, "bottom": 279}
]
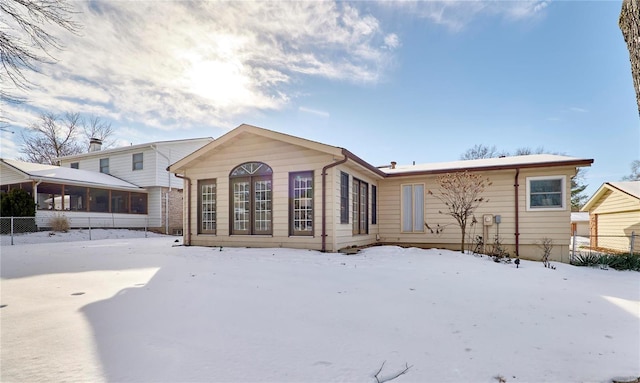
[
  {"left": 570, "top": 232, "right": 637, "bottom": 263},
  {"left": 0, "top": 216, "right": 152, "bottom": 245}
]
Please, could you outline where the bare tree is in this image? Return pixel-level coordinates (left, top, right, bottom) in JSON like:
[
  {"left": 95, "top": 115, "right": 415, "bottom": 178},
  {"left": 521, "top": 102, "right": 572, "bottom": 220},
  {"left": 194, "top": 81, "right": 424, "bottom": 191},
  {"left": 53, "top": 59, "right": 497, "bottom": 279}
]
[
  {"left": 83, "top": 115, "right": 115, "bottom": 150},
  {"left": 428, "top": 171, "right": 491, "bottom": 253},
  {"left": 19, "top": 112, "right": 84, "bottom": 164},
  {"left": 619, "top": 0, "right": 640, "bottom": 116},
  {"left": 460, "top": 144, "right": 504, "bottom": 160},
  {"left": 622, "top": 160, "right": 640, "bottom": 181},
  {"left": 0, "top": 0, "right": 80, "bottom": 104}
]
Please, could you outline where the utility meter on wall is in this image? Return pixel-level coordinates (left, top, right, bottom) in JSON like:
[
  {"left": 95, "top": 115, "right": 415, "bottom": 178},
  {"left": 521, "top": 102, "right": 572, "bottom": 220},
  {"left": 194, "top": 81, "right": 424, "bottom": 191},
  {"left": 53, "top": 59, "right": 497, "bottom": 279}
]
[{"left": 483, "top": 214, "right": 494, "bottom": 226}]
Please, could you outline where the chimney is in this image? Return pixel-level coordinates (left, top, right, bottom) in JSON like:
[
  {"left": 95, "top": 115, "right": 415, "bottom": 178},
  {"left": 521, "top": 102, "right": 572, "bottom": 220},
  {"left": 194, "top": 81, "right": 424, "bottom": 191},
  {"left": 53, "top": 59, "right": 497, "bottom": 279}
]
[
  {"left": 89, "top": 138, "right": 102, "bottom": 152},
  {"left": 391, "top": 161, "right": 397, "bottom": 169}
]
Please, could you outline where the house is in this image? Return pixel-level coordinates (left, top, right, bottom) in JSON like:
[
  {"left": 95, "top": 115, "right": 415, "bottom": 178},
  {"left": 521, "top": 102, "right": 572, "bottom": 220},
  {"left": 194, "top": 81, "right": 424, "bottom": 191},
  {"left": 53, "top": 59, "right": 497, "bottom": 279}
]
[
  {"left": 581, "top": 181, "right": 640, "bottom": 254},
  {"left": 55, "top": 137, "right": 213, "bottom": 234},
  {"left": 570, "top": 212, "right": 590, "bottom": 237},
  {"left": 168, "top": 124, "right": 593, "bottom": 262},
  {"left": 1, "top": 158, "right": 148, "bottom": 229}
]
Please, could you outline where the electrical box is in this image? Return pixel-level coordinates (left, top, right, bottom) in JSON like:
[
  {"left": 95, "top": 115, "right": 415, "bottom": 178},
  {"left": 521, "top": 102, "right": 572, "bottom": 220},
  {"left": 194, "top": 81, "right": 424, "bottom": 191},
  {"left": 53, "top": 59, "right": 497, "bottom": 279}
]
[
  {"left": 483, "top": 214, "right": 494, "bottom": 226},
  {"left": 494, "top": 215, "right": 501, "bottom": 224}
]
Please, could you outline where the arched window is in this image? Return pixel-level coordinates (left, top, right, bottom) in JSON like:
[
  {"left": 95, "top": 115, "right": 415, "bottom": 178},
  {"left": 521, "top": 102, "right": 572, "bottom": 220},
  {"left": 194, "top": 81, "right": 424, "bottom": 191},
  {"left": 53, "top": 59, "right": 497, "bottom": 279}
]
[{"left": 230, "top": 162, "right": 273, "bottom": 235}]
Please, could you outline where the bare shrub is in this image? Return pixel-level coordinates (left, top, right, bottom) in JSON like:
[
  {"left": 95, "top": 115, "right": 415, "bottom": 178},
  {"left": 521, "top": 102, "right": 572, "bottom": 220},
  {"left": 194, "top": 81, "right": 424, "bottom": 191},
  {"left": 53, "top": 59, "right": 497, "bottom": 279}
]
[{"left": 49, "top": 214, "right": 70, "bottom": 232}]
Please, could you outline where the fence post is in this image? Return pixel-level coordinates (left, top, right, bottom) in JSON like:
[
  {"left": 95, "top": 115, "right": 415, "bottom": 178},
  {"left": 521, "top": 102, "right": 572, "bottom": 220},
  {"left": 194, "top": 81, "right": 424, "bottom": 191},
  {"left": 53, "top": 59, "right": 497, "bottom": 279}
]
[
  {"left": 571, "top": 230, "right": 576, "bottom": 262},
  {"left": 10, "top": 216, "right": 14, "bottom": 246},
  {"left": 88, "top": 216, "right": 92, "bottom": 241},
  {"left": 631, "top": 231, "right": 635, "bottom": 256}
]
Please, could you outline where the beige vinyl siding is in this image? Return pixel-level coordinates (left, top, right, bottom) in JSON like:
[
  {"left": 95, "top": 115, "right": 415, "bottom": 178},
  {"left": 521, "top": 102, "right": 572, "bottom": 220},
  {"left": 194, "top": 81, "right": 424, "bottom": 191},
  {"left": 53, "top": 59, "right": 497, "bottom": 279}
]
[
  {"left": 146, "top": 187, "right": 163, "bottom": 228},
  {"left": 332, "top": 163, "right": 380, "bottom": 251},
  {"left": 184, "top": 134, "right": 337, "bottom": 251},
  {"left": 590, "top": 188, "right": 640, "bottom": 253},
  {"left": 0, "top": 164, "right": 27, "bottom": 184},
  {"left": 378, "top": 166, "right": 576, "bottom": 261}
]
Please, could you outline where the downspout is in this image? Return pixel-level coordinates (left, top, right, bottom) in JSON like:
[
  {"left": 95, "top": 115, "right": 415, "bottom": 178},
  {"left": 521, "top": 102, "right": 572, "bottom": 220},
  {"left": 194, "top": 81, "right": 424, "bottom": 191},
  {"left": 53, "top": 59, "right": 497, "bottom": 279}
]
[
  {"left": 152, "top": 145, "right": 171, "bottom": 234},
  {"left": 174, "top": 173, "right": 192, "bottom": 246},
  {"left": 321, "top": 150, "right": 349, "bottom": 252},
  {"left": 514, "top": 168, "right": 520, "bottom": 257}
]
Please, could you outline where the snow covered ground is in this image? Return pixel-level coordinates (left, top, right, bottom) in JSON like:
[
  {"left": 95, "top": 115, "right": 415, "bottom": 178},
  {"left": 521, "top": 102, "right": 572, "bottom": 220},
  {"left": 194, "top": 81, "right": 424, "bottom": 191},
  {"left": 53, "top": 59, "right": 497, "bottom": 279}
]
[{"left": 1, "top": 232, "right": 639, "bottom": 383}]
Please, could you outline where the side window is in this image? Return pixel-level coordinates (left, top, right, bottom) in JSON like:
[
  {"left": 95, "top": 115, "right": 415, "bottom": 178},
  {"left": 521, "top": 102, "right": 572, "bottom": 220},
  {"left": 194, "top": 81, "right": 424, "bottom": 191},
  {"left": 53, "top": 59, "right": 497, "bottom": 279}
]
[
  {"left": 99, "top": 158, "right": 109, "bottom": 174},
  {"left": 290, "top": 171, "right": 313, "bottom": 236},
  {"left": 70, "top": 162, "right": 79, "bottom": 169},
  {"left": 340, "top": 172, "right": 349, "bottom": 224},
  {"left": 198, "top": 179, "right": 216, "bottom": 234},
  {"left": 527, "top": 176, "right": 566, "bottom": 210},
  {"left": 132, "top": 153, "right": 143, "bottom": 171},
  {"left": 371, "top": 185, "right": 377, "bottom": 225},
  {"left": 401, "top": 184, "right": 424, "bottom": 233}
]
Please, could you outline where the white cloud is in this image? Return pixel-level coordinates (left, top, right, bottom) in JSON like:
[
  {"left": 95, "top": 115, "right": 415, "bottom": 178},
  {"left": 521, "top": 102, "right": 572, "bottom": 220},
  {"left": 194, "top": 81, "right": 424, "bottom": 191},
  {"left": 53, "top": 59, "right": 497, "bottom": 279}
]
[
  {"left": 299, "top": 106, "right": 331, "bottom": 118},
  {"left": 382, "top": 1, "right": 549, "bottom": 32},
  {"left": 5, "top": 1, "right": 398, "bottom": 135}
]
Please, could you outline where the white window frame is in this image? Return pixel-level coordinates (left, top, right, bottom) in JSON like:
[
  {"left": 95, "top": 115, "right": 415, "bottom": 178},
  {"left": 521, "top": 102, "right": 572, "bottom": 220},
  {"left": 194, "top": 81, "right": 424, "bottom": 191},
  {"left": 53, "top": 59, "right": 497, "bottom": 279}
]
[
  {"left": 401, "top": 183, "right": 425, "bottom": 233},
  {"left": 526, "top": 175, "right": 566, "bottom": 211},
  {"left": 132, "top": 153, "right": 143, "bottom": 171}
]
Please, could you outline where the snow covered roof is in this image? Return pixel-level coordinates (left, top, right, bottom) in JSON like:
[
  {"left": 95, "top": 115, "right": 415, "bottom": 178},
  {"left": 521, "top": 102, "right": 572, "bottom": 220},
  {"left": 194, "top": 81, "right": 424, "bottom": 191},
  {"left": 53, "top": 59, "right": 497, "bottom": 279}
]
[
  {"left": 570, "top": 212, "right": 589, "bottom": 222},
  {"left": 1, "top": 158, "right": 144, "bottom": 191},
  {"left": 607, "top": 181, "right": 640, "bottom": 199},
  {"left": 381, "top": 154, "right": 593, "bottom": 176},
  {"left": 581, "top": 181, "right": 640, "bottom": 212},
  {"left": 56, "top": 137, "right": 213, "bottom": 161}
]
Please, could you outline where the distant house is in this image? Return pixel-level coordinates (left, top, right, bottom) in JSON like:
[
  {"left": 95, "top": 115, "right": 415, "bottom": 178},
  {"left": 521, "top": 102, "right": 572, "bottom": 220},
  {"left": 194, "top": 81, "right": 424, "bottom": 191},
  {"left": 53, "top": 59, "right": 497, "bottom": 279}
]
[
  {"left": 55, "top": 137, "right": 213, "bottom": 234},
  {"left": 168, "top": 124, "right": 593, "bottom": 262},
  {"left": 581, "top": 181, "right": 640, "bottom": 254},
  {"left": 1, "top": 158, "right": 148, "bottom": 229},
  {"left": 570, "top": 212, "right": 590, "bottom": 237}
]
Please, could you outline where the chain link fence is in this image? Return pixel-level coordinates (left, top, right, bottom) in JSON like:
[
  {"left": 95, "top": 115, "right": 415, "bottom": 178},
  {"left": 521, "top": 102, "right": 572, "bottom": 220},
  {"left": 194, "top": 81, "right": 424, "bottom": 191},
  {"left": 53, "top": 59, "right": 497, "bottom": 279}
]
[
  {"left": 570, "top": 232, "right": 638, "bottom": 263},
  {"left": 0, "top": 216, "right": 159, "bottom": 246}
]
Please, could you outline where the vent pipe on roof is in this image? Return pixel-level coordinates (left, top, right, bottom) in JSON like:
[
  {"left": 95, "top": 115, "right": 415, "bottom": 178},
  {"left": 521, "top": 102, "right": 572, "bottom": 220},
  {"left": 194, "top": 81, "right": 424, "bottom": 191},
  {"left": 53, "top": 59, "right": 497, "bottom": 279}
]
[
  {"left": 89, "top": 138, "right": 102, "bottom": 152},
  {"left": 391, "top": 161, "right": 396, "bottom": 169}
]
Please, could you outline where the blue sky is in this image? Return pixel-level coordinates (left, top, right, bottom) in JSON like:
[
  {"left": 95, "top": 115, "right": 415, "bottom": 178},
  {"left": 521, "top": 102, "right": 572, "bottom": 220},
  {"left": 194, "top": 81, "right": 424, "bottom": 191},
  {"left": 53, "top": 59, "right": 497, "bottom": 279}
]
[{"left": 1, "top": 1, "right": 638, "bottom": 198}]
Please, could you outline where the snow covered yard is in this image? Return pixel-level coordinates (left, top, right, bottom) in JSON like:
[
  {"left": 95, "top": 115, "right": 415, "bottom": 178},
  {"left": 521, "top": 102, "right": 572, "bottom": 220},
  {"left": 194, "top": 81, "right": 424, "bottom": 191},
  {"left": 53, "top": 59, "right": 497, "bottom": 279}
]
[{"left": 1, "top": 236, "right": 639, "bottom": 383}]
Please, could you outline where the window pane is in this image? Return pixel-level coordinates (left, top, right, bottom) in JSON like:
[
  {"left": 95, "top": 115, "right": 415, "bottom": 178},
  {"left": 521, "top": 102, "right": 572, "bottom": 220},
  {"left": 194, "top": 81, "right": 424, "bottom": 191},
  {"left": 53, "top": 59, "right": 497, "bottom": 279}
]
[
  {"left": 111, "top": 190, "right": 129, "bottom": 213},
  {"left": 402, "top": 185, "right": 413, "bottom": 232},
  {"left": 413, "top": 184, "right": 424, "bottom": 231},
  {"left": 292, "top": 173, "right": 313, "bottom": 235},
  {"left": 132, "top": 153, "right": 143, "bottom": 171},
  {"left": 254, "top": 180, "right": 272, "bottom": 232},
  {"left": 36, "top": 183, "right": 63, "bottom": 211},
  {"left": 530, "top": 178, "right": 563, "bottom": 208},
  {"left": 340, "top": 172, "right": 349, "bottom": 224},
  {"left": 131, "top": 192, "right": 147, "bottom": 214},
  {"left": 66, "top": 185, "right": 87, "bottom": 211},
  {"left": 89, "top": 188, "right": 109, "bottom": 213},
  {"left": 100, "top": 158, "right": 109, "bottom": 174},
  {"left": 234, "top": 181, "right": 250, "bottom": 231},
  {"left": 200, "top": 180, "right": 216, "bottom": 233}
]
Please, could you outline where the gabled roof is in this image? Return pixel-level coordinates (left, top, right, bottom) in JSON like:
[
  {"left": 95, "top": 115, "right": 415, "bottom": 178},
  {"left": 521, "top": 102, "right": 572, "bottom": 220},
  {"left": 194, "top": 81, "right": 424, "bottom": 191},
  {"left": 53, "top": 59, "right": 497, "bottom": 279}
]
[
  {"left": 581, "top": 181, "right": 640, "bottom": 212},
  {"left": 1, "top": 158, "right": 145, "bottom": 191},
  {"left": 382, "top": 154, "right": 593, "bottom": 177},
  {"left": 57, "top": 137, "right": 213, "bottom": 161},
  {"left": 168, "top": 124, "right": 386, "bottom": 177}
]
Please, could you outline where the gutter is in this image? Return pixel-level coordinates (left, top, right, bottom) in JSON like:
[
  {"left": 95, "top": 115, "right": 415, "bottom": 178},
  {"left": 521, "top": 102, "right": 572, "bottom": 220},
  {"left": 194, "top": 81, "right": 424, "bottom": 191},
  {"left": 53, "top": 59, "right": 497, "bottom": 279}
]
[
  {"left": 174, "top": 173, "right": 192, "bottom": 246},
  {"left": 321, "top": 150, "right": 349, "bottom": 252},
  {"left": 514, "top": 169, "right": 520, "bottom": 257}
]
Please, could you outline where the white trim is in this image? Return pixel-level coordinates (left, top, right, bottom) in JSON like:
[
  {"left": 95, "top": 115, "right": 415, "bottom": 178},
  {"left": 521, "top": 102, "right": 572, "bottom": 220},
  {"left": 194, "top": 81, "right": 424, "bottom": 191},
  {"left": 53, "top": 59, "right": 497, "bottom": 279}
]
[{"left": 526, "top": 175, "right": 566, "bottom": 211}]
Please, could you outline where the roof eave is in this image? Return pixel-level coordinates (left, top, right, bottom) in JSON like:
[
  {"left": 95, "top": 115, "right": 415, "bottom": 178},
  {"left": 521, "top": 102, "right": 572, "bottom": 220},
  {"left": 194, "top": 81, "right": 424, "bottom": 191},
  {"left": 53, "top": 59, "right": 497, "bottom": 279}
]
[{"left": 385, "top": 159, "right": 594, "bottom": 178}]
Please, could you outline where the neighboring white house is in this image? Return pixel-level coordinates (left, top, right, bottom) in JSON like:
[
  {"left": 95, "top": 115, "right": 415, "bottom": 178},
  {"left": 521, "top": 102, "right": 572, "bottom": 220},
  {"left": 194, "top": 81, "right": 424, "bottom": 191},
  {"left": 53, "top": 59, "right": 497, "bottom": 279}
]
[
  {"left": 55, "top": 137, "right": 213, "bottom": 234},
  {"left": 1, "top": 158, "right": 148, "bottom": 229},
  {"left": 570, "top": 212, "right": 590, "bottom": 237}
]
